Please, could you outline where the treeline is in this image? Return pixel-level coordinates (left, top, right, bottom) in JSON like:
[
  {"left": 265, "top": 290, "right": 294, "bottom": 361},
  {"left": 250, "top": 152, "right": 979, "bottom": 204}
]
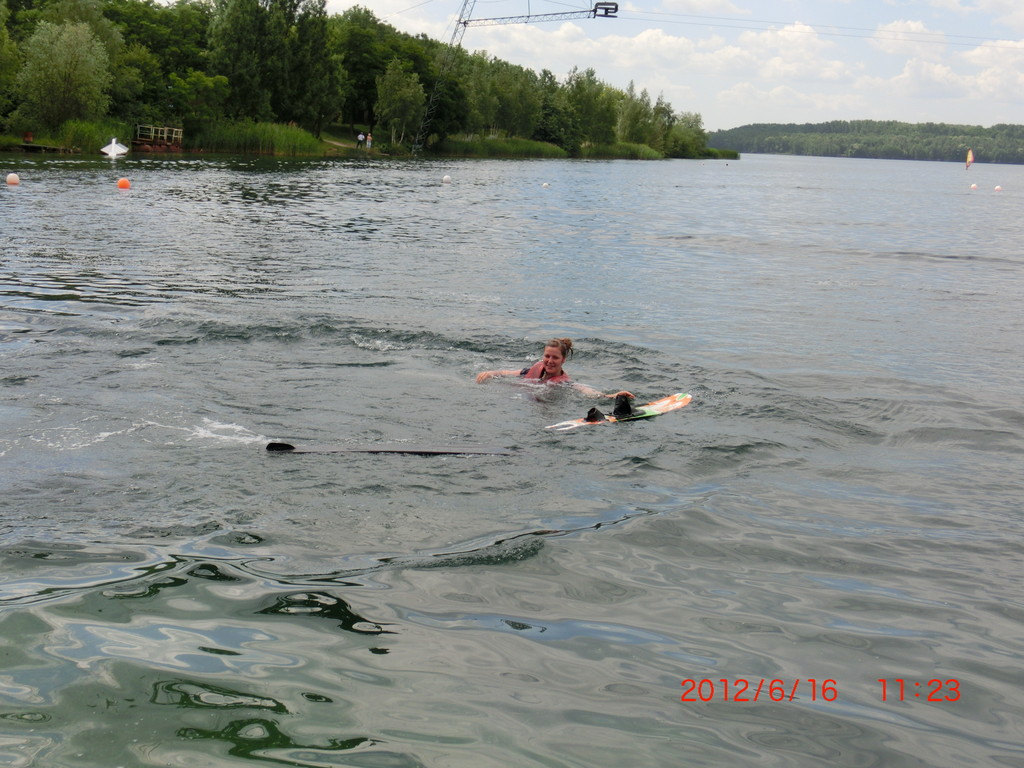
[
  {"left": 0, "top": 0, "right": 720, "bottom": 157},
  {"left": 708, "top": 120, "right": 1024, "bottom": 165}
]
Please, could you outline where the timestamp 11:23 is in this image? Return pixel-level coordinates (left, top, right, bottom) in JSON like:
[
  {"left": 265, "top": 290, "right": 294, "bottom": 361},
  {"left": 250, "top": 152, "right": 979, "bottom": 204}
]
[{"left": 878, "top": 679, "right": 960, "bottom": 702}]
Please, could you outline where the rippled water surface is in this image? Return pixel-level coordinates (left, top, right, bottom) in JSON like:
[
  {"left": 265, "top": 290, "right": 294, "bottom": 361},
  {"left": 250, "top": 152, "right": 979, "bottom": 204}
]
[{"left": 2, "top": 153, "right": 1023, "bottom": 767}]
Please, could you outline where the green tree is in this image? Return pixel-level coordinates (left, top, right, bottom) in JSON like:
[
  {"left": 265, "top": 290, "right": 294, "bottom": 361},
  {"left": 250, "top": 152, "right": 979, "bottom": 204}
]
[
  {"left": 648, "top": 93, "right": 675, "bottom": 152},
  {"left": 374, "top": 56, "right": 423, "bottom": 145},
  {"left": 167, "top": 68, "right": 228, "bottom": 122},
  {"left": 531, "top": 69, "right": 579, "bottom": 154},
  {"left": 13, "top": 21, "right": 111, "bottom": 131},
  {"left": 420, "top": 69, "right": 467, "bottom": 145},
  {"left": 459, "top": 51, "right": 498, "bottom": 135},
  {"left": 664, "top": 111, "right": 706, "bottom": 158},
  {"left": 289, "top": 0, "right": 341, "bottom": 135},
  {"left": 108, "top": 41, "right": 163, "bottom": 123},
  {"left": 565, "top": 67, "right": 617, "bottom": 145},
  {"left": 491, "top": 60, "right": 540, "bottom": 138},
  {"left": 263, "top": 0, "right": 295, "bottom": 121},
  {"left": 0, "top": 0, "right": 19, "bottom": 118},
  {"left": 208, "top": 0, "right": 271, "bottom": 119},
  {"left": 333, "top": 6, "right": 388, "bottom": 128},
  {"left": 4, "top": 0, "right": 39, "bottom": 42},
  {"left": 616, "top": 81, "right": 656, "bottom": 145},
  {"left": 105, "top": 0, "right": 212, "bottom": 80},
  {"left": 42, "top": 0, "right": 123, "bottom": 57}
]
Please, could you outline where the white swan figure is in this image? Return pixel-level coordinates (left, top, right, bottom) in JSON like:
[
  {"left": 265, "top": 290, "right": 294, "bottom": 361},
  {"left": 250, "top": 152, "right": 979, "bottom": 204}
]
[{"left": 100, "top": 137, "right": 129, "bottom": 157}]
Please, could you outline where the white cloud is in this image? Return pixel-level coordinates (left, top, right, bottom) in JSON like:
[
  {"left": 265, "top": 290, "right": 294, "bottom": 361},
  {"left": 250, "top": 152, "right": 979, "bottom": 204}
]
[
  {"left": 691, "top": 43, "right": 759, "bottom": 74},
  {"left": 971, "top": 63, "right": 1024, "bottom": 102},
  {"left": 968, "top": 0, "right": 1024, "bottom": 33},
  {"left": 928, "top": 0, "right": 971, "bottom": 12},
  {"left": 593, "top": 27, "right": 701, "bottom": 70},
  {"left": 871, "top": 20, "right": 947, "bottom": 60},
  {"left": 856, "top": 58, "right": 970, "bottom": 106},
  {"left": 656, "top": 0, "right": 747, "bottom": 13},
  {"left": 958, "top": 41, "right": 1024, "bottom": 100},
  {"left": 732, "top": 22, "right": 853, "bottom": 81},
  {"left": 696, "top": 33, "right": 729, "bottom": 50},
  {"left": 895, "top": 58, "right": 972, "bottom": 97},
  {"left": 960, "top": 37, "right": 1024, "bottom": 67},
  {"left": 470, "top": 22, "right": 706, "bottom": 80},
  {"left": 736, "top": 22, "right": 832, "bottom": 57},
  {"left": 715, "top": 81, "right": 866, "bottom": 120},
  {"left": 926, "top": 0, "right": 1024, "bottom": 33}
]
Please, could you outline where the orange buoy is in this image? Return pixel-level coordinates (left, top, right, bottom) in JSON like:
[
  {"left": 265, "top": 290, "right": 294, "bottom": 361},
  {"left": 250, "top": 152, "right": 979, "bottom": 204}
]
[
  {"left": 5, "top": 173, "right": 19, "bottom": 185},
  {"left": 117, "top": 177, "right": 131, "bottom": 189}
]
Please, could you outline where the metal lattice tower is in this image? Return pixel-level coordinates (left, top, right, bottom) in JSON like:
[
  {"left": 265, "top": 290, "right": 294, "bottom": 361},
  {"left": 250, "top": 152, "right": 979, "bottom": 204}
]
[{"left": 411, "top": 2, "right": 618, "bottom": 154}]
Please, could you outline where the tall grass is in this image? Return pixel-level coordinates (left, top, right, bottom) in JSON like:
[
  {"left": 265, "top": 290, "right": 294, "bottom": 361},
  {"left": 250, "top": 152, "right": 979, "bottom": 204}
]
[
  {"left": 580, "top": 142, "right": 663, "bottom": 160},
  {"left": 60, "top": 119, "right": 133, "bottom": 153},
  {"left": 433, "top": 136, "right": 568, "bottom": 159},
  {"left": 186, "top": 121, "right": 323, "bottom": 155},
  {"left": 0, "top": 134, "right": 25, "bottom": 151}
]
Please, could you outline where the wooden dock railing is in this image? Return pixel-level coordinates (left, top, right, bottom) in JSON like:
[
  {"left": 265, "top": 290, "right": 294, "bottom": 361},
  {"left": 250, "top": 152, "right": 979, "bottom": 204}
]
[{"left": 134, "top": 125, "right": 184, "bottom": 144}]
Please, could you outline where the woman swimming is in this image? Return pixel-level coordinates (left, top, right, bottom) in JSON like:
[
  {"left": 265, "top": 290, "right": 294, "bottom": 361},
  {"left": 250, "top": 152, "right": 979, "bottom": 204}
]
[{"left": 476, "top": 337, "right": 633, "bottom": 399}]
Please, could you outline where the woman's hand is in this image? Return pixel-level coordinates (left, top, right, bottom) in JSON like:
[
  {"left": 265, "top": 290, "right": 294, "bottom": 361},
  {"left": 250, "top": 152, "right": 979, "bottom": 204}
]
[
  {"left": 607, "top": 390, "right": 635, "bottom": 399},
  {"left": 476, "top": 370, "right": 516, "bottom": 383}
]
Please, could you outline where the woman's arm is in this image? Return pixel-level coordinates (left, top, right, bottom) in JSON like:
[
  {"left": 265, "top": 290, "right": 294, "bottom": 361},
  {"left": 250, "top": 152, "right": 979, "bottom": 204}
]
[
  {"left": 476, "top": 369, "right": 521, "bottom": 383},
  {"left": 572, "top": 382, "right": 635, "bottom": 399}
]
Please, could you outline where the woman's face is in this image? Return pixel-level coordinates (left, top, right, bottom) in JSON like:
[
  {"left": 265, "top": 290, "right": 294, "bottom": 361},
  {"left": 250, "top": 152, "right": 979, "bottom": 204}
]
[{"left": 541, "top": 345, "right": 565, "bottom": 376}]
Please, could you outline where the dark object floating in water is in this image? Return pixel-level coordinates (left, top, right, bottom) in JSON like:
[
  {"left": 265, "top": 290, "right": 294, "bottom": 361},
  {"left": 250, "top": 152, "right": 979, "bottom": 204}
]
[{"left": 266, "top": 442, "right": 513, "bottom": 456}]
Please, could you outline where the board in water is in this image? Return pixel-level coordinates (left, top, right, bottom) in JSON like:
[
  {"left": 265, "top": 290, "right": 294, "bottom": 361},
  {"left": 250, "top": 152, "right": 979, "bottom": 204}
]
[
  {"left": 267, "top": 442, "right": 512, "bottom": 456},
  {"left": 545, "top": 393, "right": 692, "bottom": 431}
]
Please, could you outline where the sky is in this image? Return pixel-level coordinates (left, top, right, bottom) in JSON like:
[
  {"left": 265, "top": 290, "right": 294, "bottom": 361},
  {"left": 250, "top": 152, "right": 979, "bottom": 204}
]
[{"left": 324, "top": 0, "right": 1024, "bottom": 131}]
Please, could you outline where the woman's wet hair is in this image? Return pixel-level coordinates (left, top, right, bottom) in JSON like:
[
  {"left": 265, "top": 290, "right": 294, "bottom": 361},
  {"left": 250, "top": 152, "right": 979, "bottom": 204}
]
[{"left": 546, "top": 338, "right": 574, "bottom": 358}]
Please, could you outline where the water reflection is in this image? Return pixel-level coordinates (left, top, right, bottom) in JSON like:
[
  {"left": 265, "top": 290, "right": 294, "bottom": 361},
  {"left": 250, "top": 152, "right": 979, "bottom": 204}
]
[
  {"left": 177, "top": 718, "right": 375, "bottom": 764},
  {"left": 258, "top": 592, "right": 394, "bottom": 636},
  {"left": 154, "top": 680, "right": 287, "bottom": 712}
]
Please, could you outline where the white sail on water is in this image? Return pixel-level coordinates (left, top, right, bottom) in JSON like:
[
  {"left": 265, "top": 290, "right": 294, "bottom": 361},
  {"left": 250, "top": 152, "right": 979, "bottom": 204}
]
[{"left": 101, "top": 138, "right": 129, "bottom": 157}]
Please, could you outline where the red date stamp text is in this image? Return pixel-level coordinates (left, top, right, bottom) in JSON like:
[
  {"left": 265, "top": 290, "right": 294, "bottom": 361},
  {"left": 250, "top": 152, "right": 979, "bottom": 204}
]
[{"left": 680, "top": 678, "right": 961, "bottom": 703}]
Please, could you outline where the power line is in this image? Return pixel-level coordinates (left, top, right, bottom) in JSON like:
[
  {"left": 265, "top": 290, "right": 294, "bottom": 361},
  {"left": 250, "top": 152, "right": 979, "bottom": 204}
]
[
  {"left": 386, "top": 2, "right": 1021, "bottom": 49},
  {"left": 382, "top": 0, "right": 442, "bottom": 23},
  {"left": 620, "top": 10, "right": 1022, "bottom": 49}
]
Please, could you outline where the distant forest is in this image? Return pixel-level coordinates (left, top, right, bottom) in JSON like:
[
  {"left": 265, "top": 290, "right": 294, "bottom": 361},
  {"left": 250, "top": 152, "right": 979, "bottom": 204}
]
[{"left": 708, "top": 121, "right": 1024, "bottom": 165}]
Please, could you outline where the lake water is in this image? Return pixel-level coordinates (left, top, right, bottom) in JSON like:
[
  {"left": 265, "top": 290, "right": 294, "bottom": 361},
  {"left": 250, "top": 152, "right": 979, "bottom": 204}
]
[{"left": 1, "top": 152, "right": 1022, "bottom": 767}]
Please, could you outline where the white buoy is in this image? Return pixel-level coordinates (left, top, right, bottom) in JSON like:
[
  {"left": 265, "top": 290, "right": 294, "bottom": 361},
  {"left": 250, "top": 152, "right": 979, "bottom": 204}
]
[
  {"left": 970, "top": 183, "right": 977, "bottom": 190},
  {"left": 995, "top": 185, "right": 1003, "bottom": 192},
  {"left": 442, "top": 175, "right": 452, "bottom": 184},
  {"left": 542, "top": 182, "right": 550, "bottom": 188},
  {"left": 5, "top": 172, "right": 19, "bottom": 185},
  {"left": 100, "top": 137, "right": 129, "bottom": 157}
]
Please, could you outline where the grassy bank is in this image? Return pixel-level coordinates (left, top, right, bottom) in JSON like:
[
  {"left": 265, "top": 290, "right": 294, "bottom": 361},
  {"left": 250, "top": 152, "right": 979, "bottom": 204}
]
[
  {"left": 432, "top": 136, "right": 568, "bottom": 159},
  {"left": 61, "top": 119, "right": 133, "bottom": 153},
  {"left": 3, "top": 119, "right": 739, "bottom": 160},
  {"left": 0, "top": 119, "right": 131, "bottom": 153},
  {"left": 2, "top": 119, "right": 324, "bottom": 156},
  {"left": 580, "top": 142, "right": 663, "bottom": 159},
  {"left": 186, "top": 121, "right": 324, "bottom": 155}
]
